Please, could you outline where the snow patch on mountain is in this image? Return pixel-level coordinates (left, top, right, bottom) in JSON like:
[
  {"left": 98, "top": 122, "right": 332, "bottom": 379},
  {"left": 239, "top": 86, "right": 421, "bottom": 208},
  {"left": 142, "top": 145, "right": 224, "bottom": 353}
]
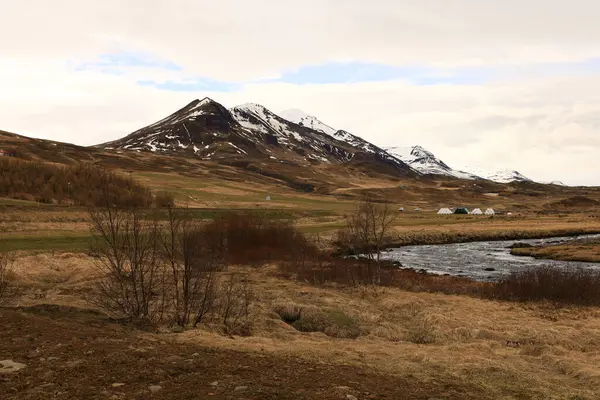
[
  {"left": 458, "top": 165, "right": 532, "bottom": 183},
  {"left": 385, "top": 146, "right": 479, "bottom": 180},
  {"left": 279, "top": 109, "right": 337, "bottom": 136},
  {"left": 232, "top": 103, "right": 306, "bottom": 143},
  {"left": 485, "top": 169, "right": 532, "bottom": 183}
]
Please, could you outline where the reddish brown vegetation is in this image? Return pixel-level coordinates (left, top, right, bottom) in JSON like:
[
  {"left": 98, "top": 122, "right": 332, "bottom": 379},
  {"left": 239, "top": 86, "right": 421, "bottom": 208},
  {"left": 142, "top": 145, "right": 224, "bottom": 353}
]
[
  {"left": 205, "top": 212, "right": 319, "bottom": 266},
  {"left": 491, "top": 266, "right": 600, "bottom": 305},
  {"left": 0, "top": 157, "right": 152, "bottom": 207}
]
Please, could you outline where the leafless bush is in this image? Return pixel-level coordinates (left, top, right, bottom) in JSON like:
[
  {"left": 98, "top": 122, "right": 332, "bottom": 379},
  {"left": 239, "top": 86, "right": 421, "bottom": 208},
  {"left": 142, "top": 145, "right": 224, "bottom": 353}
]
[
  {"left": 488, "top": 266, "right": 600, "bottom": 306},
  {"left": 88, "top": 199, "right": 255, "bottom": 331},
  {"left": 160, "top": 206, "right": 221, "bottom": 327},
  {"left": 0, "top": 252, "right": 16, "bottom": 305},
  {"left": 274, "top": 302, "right": 304, "bottom": 324},
  {"left": 217, "top": 274, "right": 253, "bottom": 335},
  {"left": 279, "top": 255, "right": 487, "bottom": 295},
  {"left": 88, "top": 204, "right": 164, "bottom": 321}
]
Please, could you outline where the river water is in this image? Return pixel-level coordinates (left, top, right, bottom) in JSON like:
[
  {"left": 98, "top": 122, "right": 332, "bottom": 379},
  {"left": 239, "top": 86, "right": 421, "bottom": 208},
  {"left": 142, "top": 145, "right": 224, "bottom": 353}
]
[{"left": 379, "top": 234, "right": 600, "bottom": 281}]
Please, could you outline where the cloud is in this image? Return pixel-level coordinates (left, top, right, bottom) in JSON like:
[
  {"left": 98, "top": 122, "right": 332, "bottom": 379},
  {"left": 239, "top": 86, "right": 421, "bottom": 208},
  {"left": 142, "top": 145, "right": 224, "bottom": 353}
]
[
  {"left": 137, "top": 79, "right": 241, "bottom": 92},
  {"left": 3, "top": 1, "right": 600, "bottom": 79},
  {"left": 73, "top": 52, "right": 182, "bottom": 74},
  {"left": 1, "top": 0, "right": 600, "bottom": 186},
  {"left": 270, "top": 62, "right": 487, "bottom": 85}
]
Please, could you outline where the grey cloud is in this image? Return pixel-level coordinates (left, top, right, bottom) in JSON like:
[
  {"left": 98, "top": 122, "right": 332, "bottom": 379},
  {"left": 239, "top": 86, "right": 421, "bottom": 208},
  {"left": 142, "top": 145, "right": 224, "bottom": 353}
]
[{"left": 3, "top": 1, "right": 600, "bottom": 81}]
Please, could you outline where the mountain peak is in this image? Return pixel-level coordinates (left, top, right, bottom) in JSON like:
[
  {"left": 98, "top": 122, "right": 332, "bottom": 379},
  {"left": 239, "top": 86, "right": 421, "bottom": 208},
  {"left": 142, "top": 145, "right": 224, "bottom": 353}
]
[
  {"left": 278, "top": 108, "right": 311, "bottom": 121},
  {"left": 186, "top": 97, "right": 216, "bottom": 108},
  {"left": 278, "top": 109, "right": 337, "bottom": 136}
]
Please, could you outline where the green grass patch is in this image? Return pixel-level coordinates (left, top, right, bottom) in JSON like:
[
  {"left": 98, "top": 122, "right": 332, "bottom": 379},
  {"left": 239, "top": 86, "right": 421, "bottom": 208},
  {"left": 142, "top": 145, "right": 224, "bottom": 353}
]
[
  {"left": 0, "top": 234, "right": 93, "bottom": 252},
  {"left": 151, "top": 208, "right": 336, "bottom": 221},
  {"left": 0, "top": 197, "right": 42, "bottom": 206},
  {"left": 275, "top": 305, "right": 362, "bottom": 339}
]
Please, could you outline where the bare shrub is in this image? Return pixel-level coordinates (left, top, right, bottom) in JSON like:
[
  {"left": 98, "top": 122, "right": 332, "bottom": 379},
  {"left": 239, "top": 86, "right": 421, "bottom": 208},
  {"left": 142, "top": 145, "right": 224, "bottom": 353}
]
[
  {"left": 0, "top": 252, "right": 16, "bottom": 305},
  {"left": 217, "top": 274, "right": 253, "bottom": 335},
  {"left": 159, "top": 206, "right": 221, "bottom": 327},
  {"left": 88, "top": 204, "right": 164, "bottom": 321},
  {"left": 280, "top": 254, "right": 485, "bottom": 295},
  {"left": 89, "top": 198, "right": 258, "bottom": 332},
  {"left": 488, "top": 266, "right": 600, "bottom": 306}
]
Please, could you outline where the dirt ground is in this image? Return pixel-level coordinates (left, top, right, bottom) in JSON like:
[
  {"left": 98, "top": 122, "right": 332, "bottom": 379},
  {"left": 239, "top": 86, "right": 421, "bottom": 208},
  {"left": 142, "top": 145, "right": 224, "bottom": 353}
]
[{"left": 1, "top": 305, "right": 488, "bottom": 400}]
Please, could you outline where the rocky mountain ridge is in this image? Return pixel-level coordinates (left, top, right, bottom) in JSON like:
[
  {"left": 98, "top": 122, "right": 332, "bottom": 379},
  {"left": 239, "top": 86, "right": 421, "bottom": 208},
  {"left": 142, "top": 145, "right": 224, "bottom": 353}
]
[
  {"left": 100, "top": 98, "right": 414, "bottom": 177},
  {"left": 100, "top": 98, "right": 535, "bottom": 184}
]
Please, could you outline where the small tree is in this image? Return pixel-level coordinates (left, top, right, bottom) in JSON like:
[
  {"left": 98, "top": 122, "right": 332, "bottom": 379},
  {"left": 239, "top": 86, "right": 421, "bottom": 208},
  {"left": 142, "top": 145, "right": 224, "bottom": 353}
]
[{"left": 337, "top": 195, "right": 396, "bottom": 284}]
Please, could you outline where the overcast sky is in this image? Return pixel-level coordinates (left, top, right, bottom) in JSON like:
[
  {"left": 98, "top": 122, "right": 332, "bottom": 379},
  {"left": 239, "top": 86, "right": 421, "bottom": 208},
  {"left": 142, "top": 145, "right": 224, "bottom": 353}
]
[{"left": 2, "top": 0, "right": 600, "bottom": 185}]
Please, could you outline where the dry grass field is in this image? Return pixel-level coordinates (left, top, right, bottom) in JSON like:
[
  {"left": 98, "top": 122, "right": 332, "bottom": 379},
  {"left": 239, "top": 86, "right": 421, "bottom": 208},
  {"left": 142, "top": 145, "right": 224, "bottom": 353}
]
[{"left": 3, "top": 253, "right": 600, "bottom": 399}]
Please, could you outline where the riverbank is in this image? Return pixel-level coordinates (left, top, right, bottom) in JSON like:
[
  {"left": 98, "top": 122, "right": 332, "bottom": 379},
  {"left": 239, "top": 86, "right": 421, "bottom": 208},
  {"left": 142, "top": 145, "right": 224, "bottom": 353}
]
[
  {"left": 511, "top": 237, "right": 600, "bottom": 262},
  {"left": 387, "top": 227, "right": 600, "bottom": 247}
]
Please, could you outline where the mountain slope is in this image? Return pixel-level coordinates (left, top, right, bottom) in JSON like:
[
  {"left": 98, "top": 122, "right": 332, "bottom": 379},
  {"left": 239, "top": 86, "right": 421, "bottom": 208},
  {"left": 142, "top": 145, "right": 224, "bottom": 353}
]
[
  {"left": 277, "top": 109, "right": 537, "bottom": 184},
  {"left": 100, "top": 98, "right": 266, "bottom": 160},
  {"left": 99, "top": 98, "right": 414, "bottom": 177},
  {"left": 277, "top": 109, "right": 410, "bottom": 172}
]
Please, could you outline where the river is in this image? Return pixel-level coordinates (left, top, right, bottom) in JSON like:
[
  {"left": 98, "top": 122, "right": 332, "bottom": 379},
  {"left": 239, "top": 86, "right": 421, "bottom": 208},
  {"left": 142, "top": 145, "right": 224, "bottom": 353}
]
[{"left": 379, "top": 234, "right": 600, "bottom": 281}]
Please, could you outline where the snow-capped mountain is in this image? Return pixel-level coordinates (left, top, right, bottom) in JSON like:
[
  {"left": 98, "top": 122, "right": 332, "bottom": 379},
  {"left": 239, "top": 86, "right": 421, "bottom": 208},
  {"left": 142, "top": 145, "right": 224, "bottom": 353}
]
[
  {"left": 100, "top": 99, "right": 541, "bottom": 184},
  {"left": 100, "top": 98, "right": 414, "bottom": 176},
  {"left": 279, "top": 111, "right": 535, "bottom": 184},
  {"left": 386, "top": 145, "right": 534, "bottom": 183},
  {"left": 385, "top": 146, "right": 480, "bottom": 180}
]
